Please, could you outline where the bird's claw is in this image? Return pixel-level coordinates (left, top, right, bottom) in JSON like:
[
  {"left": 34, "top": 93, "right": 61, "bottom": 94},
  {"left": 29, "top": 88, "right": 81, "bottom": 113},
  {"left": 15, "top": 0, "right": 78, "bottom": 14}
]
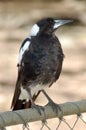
[
  {"left": 46, "top": 100, "right": 62, "bottom": 115},
  {"left": 31, "top": 103, "right": 44, "bottom": 115},
  {"left": 31, "top": 103, "right": 47, "bottom": 124}
]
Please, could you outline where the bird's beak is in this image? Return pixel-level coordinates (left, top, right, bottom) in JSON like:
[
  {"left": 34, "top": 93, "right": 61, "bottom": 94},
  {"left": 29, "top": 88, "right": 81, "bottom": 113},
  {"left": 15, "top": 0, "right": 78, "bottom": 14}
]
[{"left": 53, "top": 19, "right": 73, "bottom": 29}]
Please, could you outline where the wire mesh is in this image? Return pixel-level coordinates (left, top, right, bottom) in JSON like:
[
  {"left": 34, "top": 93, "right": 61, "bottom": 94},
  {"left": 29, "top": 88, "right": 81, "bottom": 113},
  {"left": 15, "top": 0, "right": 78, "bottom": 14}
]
[{"left": 21, "top": 114, "right": 86, "bottom": 130}]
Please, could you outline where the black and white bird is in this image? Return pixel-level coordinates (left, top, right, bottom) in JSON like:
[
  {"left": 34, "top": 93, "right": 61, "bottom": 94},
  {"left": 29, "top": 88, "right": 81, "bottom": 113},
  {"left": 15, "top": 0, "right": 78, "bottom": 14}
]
[{"left": 11, "top": 18, "right": 72, "bottom": 112}]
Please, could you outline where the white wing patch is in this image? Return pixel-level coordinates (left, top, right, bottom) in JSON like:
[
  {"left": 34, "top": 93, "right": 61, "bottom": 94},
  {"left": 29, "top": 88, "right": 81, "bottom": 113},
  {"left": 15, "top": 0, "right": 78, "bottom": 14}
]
[{"left": 18, "top": 40, "right": 30, "bottom": 65}]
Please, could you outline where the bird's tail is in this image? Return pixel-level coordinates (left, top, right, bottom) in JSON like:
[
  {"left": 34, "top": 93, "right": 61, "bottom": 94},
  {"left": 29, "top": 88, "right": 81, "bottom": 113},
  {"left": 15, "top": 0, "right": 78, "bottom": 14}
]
[
  {"left": 12, "top": 100, "right": 31, "bottom": 110},
  {"left": 11, "top": 70, "right": 33, "bottom": 110},
  {"left": 12, "top": 90, "right": 41, "bottom": 111},
  {"left": 11, "top": 69, "right": 41, "bottom": 111}
]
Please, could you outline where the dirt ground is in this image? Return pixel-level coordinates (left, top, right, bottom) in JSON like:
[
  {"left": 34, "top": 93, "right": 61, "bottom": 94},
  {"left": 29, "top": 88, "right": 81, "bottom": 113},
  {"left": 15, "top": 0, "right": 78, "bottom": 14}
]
[{"left": 0, "top": 1, "right": 86, "bottom": 130}]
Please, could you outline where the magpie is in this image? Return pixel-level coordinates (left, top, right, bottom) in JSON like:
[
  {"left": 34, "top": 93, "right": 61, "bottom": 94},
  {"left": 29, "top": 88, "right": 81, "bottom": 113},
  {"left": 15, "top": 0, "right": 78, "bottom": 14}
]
[{"left": 11, "top": 18, "right": 72, "bottom": 113}]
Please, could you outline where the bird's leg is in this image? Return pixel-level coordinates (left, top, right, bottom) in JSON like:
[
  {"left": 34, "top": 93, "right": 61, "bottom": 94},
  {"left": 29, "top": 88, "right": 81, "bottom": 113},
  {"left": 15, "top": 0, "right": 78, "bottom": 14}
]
[
  {"left": 26, "top": 88, "right": 46, "bottom": 124},
  {"left": 30, "top": 91, "right": 44, "bottom": 114},
  {"left": 26, "top": 87, "right": 44, "bottom": 115},
  {"left": 42, "top": 90, "right": 62, "bottom": 115}
]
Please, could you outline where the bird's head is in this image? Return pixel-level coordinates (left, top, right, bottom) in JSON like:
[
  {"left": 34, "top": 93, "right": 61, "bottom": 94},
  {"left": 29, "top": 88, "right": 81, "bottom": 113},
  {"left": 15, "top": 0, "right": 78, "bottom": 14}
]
[{"left": 30, "top": 18, "right": 73, "bottom": 37}]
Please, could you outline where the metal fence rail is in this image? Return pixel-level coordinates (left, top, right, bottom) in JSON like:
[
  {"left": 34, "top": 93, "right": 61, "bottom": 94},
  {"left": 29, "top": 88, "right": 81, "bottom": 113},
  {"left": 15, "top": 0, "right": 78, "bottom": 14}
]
[{"left": 0, "top": 100, "right": 86, "bottom": 130}]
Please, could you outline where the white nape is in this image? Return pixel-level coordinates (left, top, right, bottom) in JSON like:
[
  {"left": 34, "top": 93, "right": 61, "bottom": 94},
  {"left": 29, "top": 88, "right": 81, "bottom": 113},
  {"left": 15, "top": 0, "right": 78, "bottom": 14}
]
[
  {"left": 18, "top": 40, "right": 30, "bottom": 65},
  {"left": 30, "top": 24, "right": 39, "bottom": 37}
]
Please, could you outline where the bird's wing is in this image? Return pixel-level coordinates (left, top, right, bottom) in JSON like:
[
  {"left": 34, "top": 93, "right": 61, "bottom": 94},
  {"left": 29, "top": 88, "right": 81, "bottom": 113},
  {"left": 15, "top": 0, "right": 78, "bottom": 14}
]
[
  {"left": 11, "top": 38, "right": 41, "bottom": 110},
  {"left": 11, "top": 69, "right": 22, "bottom": 109},
  {"left": 55, "top": 56, "right": 63, "bottom": 81},
  {"left": 48, "top": 37, "right": 64, "bottom": 87},
  {"left": 11, "top": 38, "right": 31, "bottom": 110},
  {"left": 54, "top": 46, "right": 64, "bottom": 82},
  {"left": 18, "top": 38, "right": 31, "bottom": 66}
]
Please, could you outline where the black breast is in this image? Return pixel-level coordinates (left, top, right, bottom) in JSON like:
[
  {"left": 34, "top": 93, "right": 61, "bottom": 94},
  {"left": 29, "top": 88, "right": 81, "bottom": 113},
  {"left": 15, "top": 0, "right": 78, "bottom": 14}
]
[{"left": 21, "top": 34, "right": 64, "bottom": 86}]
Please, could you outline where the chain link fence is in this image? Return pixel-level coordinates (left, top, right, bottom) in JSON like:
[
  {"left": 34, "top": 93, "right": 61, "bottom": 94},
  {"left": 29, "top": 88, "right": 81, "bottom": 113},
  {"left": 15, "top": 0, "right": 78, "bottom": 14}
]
[{"left": 0, "top": 100, "right": 86, "bottom": 130}]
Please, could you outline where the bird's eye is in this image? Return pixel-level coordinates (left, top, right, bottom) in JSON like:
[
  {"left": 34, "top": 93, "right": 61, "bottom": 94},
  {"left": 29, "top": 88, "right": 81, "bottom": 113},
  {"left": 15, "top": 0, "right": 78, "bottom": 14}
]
[
  {"left": 47, "top": 20, "right": 53, "bottom": 27},
  {"left": 49, "top": 21, "right": 53, "bottom": 24},
  {"left": 46, "top": 19, "right": 53, "bottom": 27},
  {"left": 48, "top": 19, "right": 53, "bottom": 24},
  {"left": 46, "top": 18, "right": 53, "bottom": 23}
]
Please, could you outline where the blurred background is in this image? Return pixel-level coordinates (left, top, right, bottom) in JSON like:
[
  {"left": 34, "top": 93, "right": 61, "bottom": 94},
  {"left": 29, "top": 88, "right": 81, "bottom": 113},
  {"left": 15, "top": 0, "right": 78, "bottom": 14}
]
[{"left": 0, "top": 0, "right": 86, "bottom": 129}]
